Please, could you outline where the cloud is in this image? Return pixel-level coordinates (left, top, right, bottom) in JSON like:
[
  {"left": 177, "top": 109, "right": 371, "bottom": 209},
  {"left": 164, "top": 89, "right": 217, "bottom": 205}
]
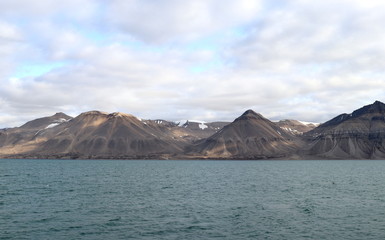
[
  {"left": 230, "top": 1, "right": 385, "bottom": 70},
  {"left": 1, "top": 0, "right": 385, "bottom": 127},
  {"left": 0, "top": 21, "right": 28, "bottom": 95},
  {"left": 106, "top": 0, "right": 261, "bottom": 43},
  {"left": 224, "top": 0, "right": 385, "bottom": 118},
  {"left": 0, "top": 43, "right": 212, "bottom": 125},
  {"left": 0, "top": 0, "right": 97, "bottom": 21}
]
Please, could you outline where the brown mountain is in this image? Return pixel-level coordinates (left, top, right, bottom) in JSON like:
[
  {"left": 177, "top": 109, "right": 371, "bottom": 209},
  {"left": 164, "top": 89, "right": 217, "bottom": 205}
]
[
  {"left": 19, "top": 112, "right": 72, "bottom": 130},
  {"left": 304, "top": 101, "right": 385, "bottom": 159},
  {"left": 0, "top": 111, "right": 229, "bottom": 159},
  {"left": 29, "top": 111, "right": 190, "bottom": 158},
  {"left": 2, "top": 101, "right": 385, "bottom": 160},
  {"left": 134, "top": 119, "right": 228, "bottom": 143},
  {"left": 173, "top": 120, "right": 229, "bottom": 142},
  {"left": 189, "top": 110, "right": 301, "bottom": 159},
  {"left": 276, "top": 119, "right": 318, "bottom": 135},
  {"left": 0, "top": 112, "right": 72, "bottom": 155}
]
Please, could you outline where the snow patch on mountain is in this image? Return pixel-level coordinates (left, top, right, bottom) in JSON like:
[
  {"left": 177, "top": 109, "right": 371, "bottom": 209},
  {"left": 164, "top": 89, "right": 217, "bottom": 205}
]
[
  {"left": 280, "top": 127, "right": 301, "bottom": 135},
  {"left": 45, "top": 118, "right": 70, "bottom": 129},
  {"left": 175, "top": 120, "right": 209, "bottom": 130},
  {"left": 198, "top": 122, "right": 208, "bottom": 130},
  {"left": 176, "top": 120, "right": 188, "bottom": 126},
  {"left": 45, "top": 123, "right": 60, "bottom": 129},
  {"left": 298, "top": 120, "right": 319, "bottom": 126}
]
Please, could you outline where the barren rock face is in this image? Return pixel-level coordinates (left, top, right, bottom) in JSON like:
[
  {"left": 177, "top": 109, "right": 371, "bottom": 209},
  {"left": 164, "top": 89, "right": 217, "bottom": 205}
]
[
  {"left": 191, "top": 110, "right": 301, "bottom": 159},
  {"left": 1, "top": 101, "right": 385, "bottom": 160},
  {"left": 304, "top": 101, "right": 385, "bottom": 159},
  {"left": 0, "top": 112, "right": 73, "bottom": 152},
  {"left": 0, "top": 111, "right": 228, "bottom": 159},
  {"left": 276, "top": 119, "right": 318, "bottom": 135},
  {"left": 31, "top": 111, "right": 188, "bottom": 157}
]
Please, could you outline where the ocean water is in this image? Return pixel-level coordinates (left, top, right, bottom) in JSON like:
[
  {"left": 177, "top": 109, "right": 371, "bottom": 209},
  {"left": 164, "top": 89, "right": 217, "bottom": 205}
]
[{"left": 2, "top": 159, "right": 385, "bottom": 239}]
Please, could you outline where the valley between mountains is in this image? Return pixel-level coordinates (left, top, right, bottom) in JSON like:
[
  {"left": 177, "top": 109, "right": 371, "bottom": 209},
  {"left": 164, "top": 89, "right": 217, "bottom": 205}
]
[{"left": 1, "top": 101, "right": 385, "bottom": 160}]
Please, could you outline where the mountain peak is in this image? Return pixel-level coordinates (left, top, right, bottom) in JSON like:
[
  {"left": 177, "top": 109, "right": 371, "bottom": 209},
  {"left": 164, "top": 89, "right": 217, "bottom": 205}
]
[
  {"left": 193, "top": 109, "right": 298, "bottom": 158},
  {"left": 372, "top": 100, "right": 385, "bottom": 110},
  {"left": 19, "top": 112, "right": 72, "bottom": 129},
  {"left": 241, "top": 109, "right": 263, "bottom": 117},
  {"left": 311, "top": 100, "right": 385, "bottom": 129},
  {"left": 243, "top": 109, "right": 257, "bottom": 115},
  {"left": 351, "top": 100, "right": 385, "bottom": 117},
  {"left": 52, "top": 112, "right": 72, "bottom": 120},
  {"left": 236, "top": 109, "right": 265, "bottom": 121},
  {"left": 75, "top": 111, "right": 140, "bottom": 125},
  {"left": 108, "top": 112, "right": 135, "bottom": 118},
  {"left": 80, "top": 111, "right": 109, "bottom": 116}
]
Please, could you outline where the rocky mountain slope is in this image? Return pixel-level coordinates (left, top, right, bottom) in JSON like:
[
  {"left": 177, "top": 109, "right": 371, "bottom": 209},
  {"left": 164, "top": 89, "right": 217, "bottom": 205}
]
[
  {"left": 0, "top": 112, "right": 228, "bottom": 159},
  {"left": 0, "top": 112, "right": 72, "bottom": 155},
  {"left": 276, "top": 119, "right": 318, "bottom": 135},
  {"left": 189, "top": 110, "right": 301, "bottom": 159},
  {"left": 304, "top": 101, "right": 385, "bottom": 159},
  {"left": 1, "top": 101, "right": 385, "bottom": 159},
  {"left": 173, "top": 120, "right": 229, "bottom": 142},
  {"left": 14, "top": 111, "right": 190, "bottom": 158}
]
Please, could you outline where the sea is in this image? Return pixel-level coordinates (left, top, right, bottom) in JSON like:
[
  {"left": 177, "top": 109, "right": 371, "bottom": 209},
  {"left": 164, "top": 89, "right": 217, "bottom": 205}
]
[{"left": 2, "top": 159, "right": 385, "bottom": 240}]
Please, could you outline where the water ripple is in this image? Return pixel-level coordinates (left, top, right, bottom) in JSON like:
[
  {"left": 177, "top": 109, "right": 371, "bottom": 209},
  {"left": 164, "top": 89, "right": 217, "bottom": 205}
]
[{"left": 2, "top": 159, "right": 385, "bottom": 239}]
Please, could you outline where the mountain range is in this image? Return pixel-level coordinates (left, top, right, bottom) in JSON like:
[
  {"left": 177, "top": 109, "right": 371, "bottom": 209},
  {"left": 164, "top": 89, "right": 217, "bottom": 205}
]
[{"left": 1, "top": 101, "right": 385, "bottom": 160}]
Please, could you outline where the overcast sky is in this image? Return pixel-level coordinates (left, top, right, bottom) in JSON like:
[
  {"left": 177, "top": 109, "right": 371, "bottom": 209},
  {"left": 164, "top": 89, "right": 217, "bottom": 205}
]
[{"left": 1, "top": 0, "right": 385, "bottom": 127}]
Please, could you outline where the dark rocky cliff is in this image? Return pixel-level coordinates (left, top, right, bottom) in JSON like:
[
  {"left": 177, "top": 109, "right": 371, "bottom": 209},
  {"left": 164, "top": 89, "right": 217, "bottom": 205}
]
[
  {"left": 304, "top": 101, "right": 385, "bottom": 159},
  {"left": 189, "top": 110, "right": 301, "bottom": 159},
  {"left": 1, "top": 101, "right": 385, "bottom": 160}
]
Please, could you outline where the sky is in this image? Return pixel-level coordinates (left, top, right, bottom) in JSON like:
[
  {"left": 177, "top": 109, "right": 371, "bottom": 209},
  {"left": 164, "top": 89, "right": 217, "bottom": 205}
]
[{"left": 1, "top": 0, "right": 385, "bottom": 127}]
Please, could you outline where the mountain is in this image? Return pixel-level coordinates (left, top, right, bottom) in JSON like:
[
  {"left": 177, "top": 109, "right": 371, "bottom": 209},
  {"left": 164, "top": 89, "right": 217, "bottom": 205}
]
[
  {"left": 18, "top": 112, "right": 72, "bottom": 130},
  {"left": 27, "top": 111, "right": 191, "bottom": 158},
  {"left": 134, "top": 119, "right": 229, "bottom": 143},
  {"left": 0, "top": 112, "right": 72, "bottom": 155},
  {"left": 189, "top": 110, "right": 301, "bottom": 159},
  {"left": 304, "top": 101, "right": 385, "bottom": 159},
  {"left": 173, "top": 120, "right": 229, "bottom": 142},
  {"left": 2, "top": 101, "right": 385, "bottom": 160},
  {"left": 276, "top": 119, "right": 318, "bottom": 135},
  {"left": 0, "top": 111, "right": 228, "bottom": 159}
]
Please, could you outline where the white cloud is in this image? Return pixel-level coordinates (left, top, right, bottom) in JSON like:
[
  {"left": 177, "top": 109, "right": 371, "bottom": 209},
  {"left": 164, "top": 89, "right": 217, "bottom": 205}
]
[
  {"left": 0, "top": 0, "right": 97, "bottom": 21},
  {"left": 1, "top": 0, "right": 385, "bottom": 127},
  {"left": 106, "top": 0, "right": 261, "bottom": 43},
  {"left": 231, "top": 0, "right": 385, "bottom": 70},
  {"left": 0, "top": 21, "right": 25, "bottom": 90},
  {"left": 223, "top": 0, "right": 385, "bottom": 118},
  {"left": 0, "top": 43, "right": 209, "bottom": 125}
]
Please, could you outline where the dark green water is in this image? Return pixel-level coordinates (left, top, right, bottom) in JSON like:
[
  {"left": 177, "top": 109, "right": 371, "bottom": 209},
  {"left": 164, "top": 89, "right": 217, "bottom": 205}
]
[{"left": 2, "top": 159, "right": 385, "bottom": 239}]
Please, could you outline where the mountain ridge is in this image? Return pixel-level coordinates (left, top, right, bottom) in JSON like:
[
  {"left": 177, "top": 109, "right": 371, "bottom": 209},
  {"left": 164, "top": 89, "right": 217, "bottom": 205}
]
[
  {"left": 1, "top": 100, "right": 384, "bottom": 159},
  {"left": 187, "top": 109, "right": 301, "bottom": 159},
  {"left": 304, "top": 100, "right": 385, "bottom": 159}
]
